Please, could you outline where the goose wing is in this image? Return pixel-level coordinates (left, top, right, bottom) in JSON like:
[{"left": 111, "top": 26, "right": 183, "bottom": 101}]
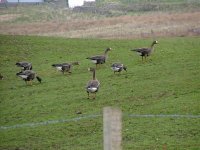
[
  {"left": 87, "top": 55, "right": 105, "bottom": 60},
  {"left": 61, "top": 64, "right": 71, "bottom": 71},
  {"left": 52, "top": 63, "right": 70, "bottom": 67},
  {"left": 16, "top": 61, "right": 29, "bottom": 67},
  {"left": 16, "top": 70, "right": 34, "bottom": 79},
  {"left": 16, "top": 61, "right": 32, "bottom": 70},
  {"left": 52, "top": 64, "right": 62, "bottom": 67},
  {"left": 111, "top": 63, "right": 123, "bottom": 68},
  {"left": 111, "top": 63, "right": 123, "bottom": 71},
  {"left": 132, "top": 47, "right": 150, "bottom": 53},
  {"left": 52, "top": 64, "right": 62, "bottom": 71},
  {"left": 87, "top": 55, "right": 106, "bottom": 64}
]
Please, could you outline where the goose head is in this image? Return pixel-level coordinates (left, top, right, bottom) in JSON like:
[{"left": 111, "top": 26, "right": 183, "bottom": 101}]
[
  {"left": 153, "top": 40, "right": 158, "bottom": 45},
  {"left": 123, "top": 66, "right": 127, "bottom": 72},
  {"left": 104, "top": 48, "right": 112, "bottom": 54}
]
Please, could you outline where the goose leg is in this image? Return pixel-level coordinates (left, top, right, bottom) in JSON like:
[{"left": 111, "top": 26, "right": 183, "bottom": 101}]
[
  {"left": 145, "top": 55, "right": 147, "bottom": 62},
  {"left": 93, "top": 93, "right": 96, "bottom": 99},
  {"left": 87, "top": 92, "right": 90, "bottom": 99}
]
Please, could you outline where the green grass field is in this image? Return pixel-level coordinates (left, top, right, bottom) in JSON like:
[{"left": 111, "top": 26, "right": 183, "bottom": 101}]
[{"left": 0, "top": 35, "right": 200, "bottom": 149}]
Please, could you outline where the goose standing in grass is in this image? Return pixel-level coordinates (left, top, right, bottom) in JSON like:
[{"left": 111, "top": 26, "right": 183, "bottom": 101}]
[
  {"left": 111, "top": 63, "right": 127, "bottom": 74},
  {"left": 86, "top": 67, "right": 100, "bottom": 99},
  {"left": 86, "top": 48, "right": 112, "bottom": 68},
  {"left": 131, "top": 40, "right": 158, "bottom": 61},
  {"left": 16, "top": 61, "right": 32, "bottom": 71},
  {"left": 16, "top": 70, "right": 42, "bottom": 85},
  {"left": 52, "top": 62, "right": 79, "bottom": 75}
]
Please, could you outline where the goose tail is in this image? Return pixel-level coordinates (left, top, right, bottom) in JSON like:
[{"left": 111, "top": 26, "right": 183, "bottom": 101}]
[
  {"left": 52, "top": 64, "right": 57, "bottom": 67},
  {"left": 36, "top": 76, "right": 42, "bottom": 83},
  {"left": 131, "top": 49, "right": 138, "bottom": 51}
]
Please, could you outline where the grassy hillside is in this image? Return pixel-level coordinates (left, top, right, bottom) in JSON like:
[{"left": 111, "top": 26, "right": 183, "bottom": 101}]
[{"left": 0, "top": 35, "right": 200, "bottom": 149}]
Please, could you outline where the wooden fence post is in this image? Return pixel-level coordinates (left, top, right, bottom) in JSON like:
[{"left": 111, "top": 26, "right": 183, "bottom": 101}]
[{"left": 103, "top": 107, "right": 122, "bottom": 150}]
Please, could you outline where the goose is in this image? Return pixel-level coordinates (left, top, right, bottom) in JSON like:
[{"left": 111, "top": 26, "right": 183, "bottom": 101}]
[
  {"left": 86, "top": 67, "right": 100, "bottom": 99},
  {"left": 16, "top": 70, "right": 42, "bottom": 85},
  {"left": 52, "top": 62, "right": 79, "bottom": 74},
  {"left": 16, "top": 61, "right": 32, "bottom": 70},
  {"left": 111, "top": 63, "right": 127, "bottom": 74},
  {"left": 131, "top": 40, "right": 158, "bottom": 61},
  {"left": 86, "top": 48, "right": 112, "bottom": 67}
]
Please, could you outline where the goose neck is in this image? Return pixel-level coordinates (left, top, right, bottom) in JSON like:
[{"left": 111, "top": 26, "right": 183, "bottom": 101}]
[
  {"left": 92, "top": 70, "right": 96, "bottom": 80},
  {"left": 104, "top": 49, "right": 109, "bottom": 55},
  {"left": 150, "top": 43, "right": 156, "bottom": 51}
]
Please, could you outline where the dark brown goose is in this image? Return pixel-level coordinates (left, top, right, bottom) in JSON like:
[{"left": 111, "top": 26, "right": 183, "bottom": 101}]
[
  {"left": 16, "top": 70, "right": 42, "bottom": 85},
  {"left": 52, "top": 62, "right": 79, "bottom": 74},
  {"left": 111, "top": 63, "right": 127, "bottom": 74},
  {"left": 16, "top": 61, "right": 32, "bottom": 71},
  {"left": 86, "top": 48, "right": 112, "bottom": 67},
  {"left": 131, "top": 40, "right": 158, "bottom": 61},
  {"left": 86, "top": 68, "right": 100, "bottom": 99}
]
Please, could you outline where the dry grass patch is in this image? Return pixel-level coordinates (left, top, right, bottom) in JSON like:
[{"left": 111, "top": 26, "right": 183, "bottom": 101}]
[
  {"left": 0, "top": 14, "right": 21, "bottom": 22},
  {"left": 0, "top": 9, "right": 200, "bottom": 39}
]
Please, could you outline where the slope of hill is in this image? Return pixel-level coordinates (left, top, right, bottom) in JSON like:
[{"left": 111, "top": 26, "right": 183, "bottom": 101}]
[{"left": 0, "top": 35, "right": 199, "bottom": 149}]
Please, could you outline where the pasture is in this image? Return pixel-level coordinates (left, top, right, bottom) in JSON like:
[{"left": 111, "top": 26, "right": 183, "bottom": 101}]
[{"left": 0, "top": 35, "right": 200, "bottom": 149}]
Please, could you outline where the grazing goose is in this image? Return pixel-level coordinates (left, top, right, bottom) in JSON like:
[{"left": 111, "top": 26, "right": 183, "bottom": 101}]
[
  {"left": 86, "top": 48, "right": 112, "bottom": 67},
  {"left": 16, "top": 70, "right": 42, "bottom": 85},
  {"left": 131, "top": 40, "right": 158, "bottom": 61},
  {"left": 111, "top": 63, "right": 127, "bottom": 74},
  {"left": 86, "top": 68, "right": 100, "bottom": 99},
  {"left": 16, "top": 61, "right": 32, "bottom": 70},
  {"left": 52, "top": 62, "right": 79, "bottom": 74}
]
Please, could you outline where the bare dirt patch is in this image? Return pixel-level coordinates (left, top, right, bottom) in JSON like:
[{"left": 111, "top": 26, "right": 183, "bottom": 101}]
[{"left": 0, "top": 12, "right": 200, "bottom": 39}]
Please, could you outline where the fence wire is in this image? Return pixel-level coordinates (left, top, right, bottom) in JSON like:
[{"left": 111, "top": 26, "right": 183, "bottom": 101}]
[{"left": 1, "top": 113, "right": 200, "bottom": 130}]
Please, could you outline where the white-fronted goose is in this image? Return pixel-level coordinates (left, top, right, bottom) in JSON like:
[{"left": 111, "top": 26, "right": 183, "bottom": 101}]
[
  {"left": 111, "top": 63, "right": 127, "bottom": 74},
  {"left": 86, "top": 68, "right": 100, "bottom": 99},
  {"left": 16, "top": 70, "right": 42, "bottom": 85},
  {"left": 52, "top": 62, "right": 79, "bottom": 74},
  {"left": 16, "top": 61, "right": 32, "bottom": 70},
  {"left": 131, "top": 40, "right": 158, "bottom": 61},
  {"left": 86, "top": 48, "right": 112, "bottom": 67}
]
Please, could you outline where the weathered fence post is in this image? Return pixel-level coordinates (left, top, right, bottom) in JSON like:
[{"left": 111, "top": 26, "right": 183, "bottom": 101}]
[{"left": 103, "top": 107, "right": 122, "bottom": 150}]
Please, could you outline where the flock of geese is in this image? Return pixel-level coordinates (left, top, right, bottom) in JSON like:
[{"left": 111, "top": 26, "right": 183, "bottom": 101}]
[{"left": 15, "top": 40, "right": 158, "bottom": 99}]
